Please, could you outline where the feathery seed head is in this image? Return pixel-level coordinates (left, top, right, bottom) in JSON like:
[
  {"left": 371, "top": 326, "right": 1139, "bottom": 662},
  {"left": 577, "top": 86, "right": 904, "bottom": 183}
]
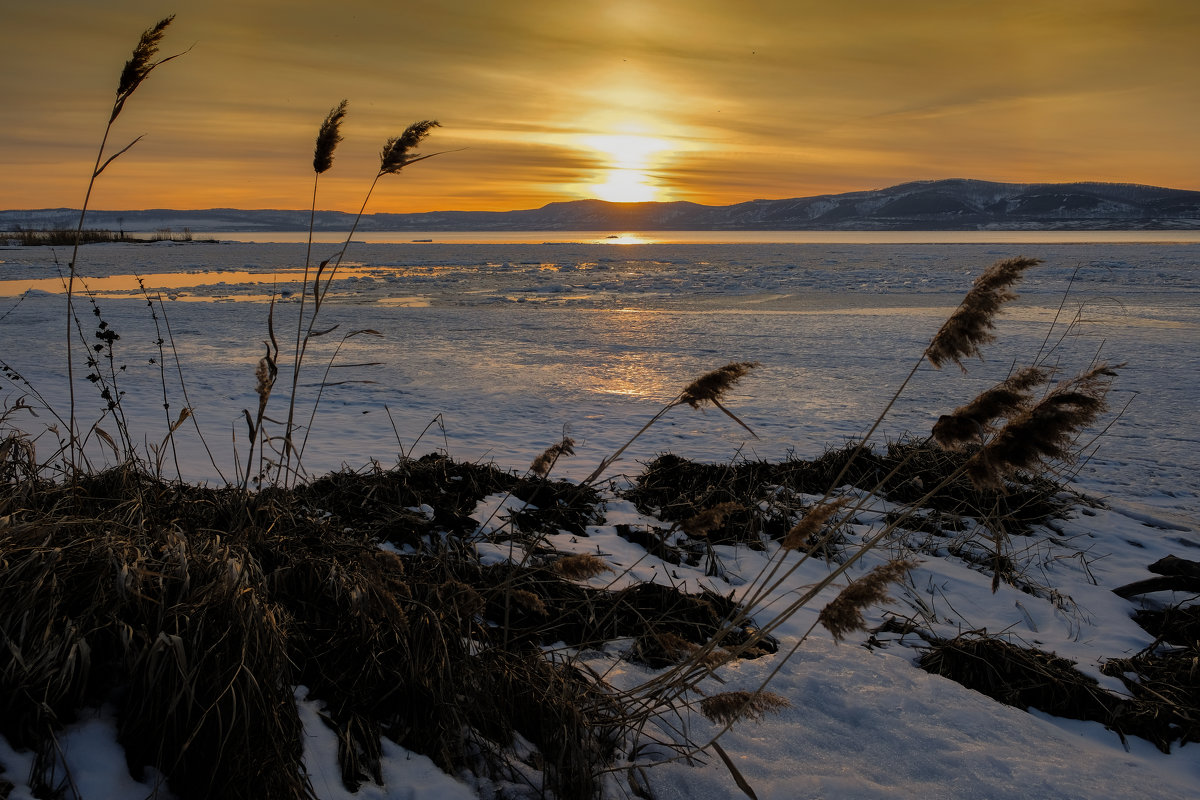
[
  {"left": 926, "top": 257, "right": 1040, "bottom": 371},
  {"left": 700, "top": 690, "right": 791, "bottom": 725},
  {"left": 678, "top": 361, "right": 759, "bottom": 409},
  {"left": 680, "top": 501, "right": 742, "bottom": 537},
  {"left": 115, "top": 16, "right": 175, "bottom": 108},
  {"left": 380, "top": 120, "right": 440, "bottom": 174},
  {"left": 553, "top": 552, "right": 611, "bottom": 581},
  {"left": 781, "top": 497, "right": 850, "bottom": 551},
  {"left": 931, "top": 365, "right": 1050, "bottom": 450},
  {"left": 965, "top": 363, "right": 1118, "bottom": 488},
  {"left": 530, "top": 436, "right": 576, "bottom": 477},
  {"left": 313, "top": 100, "right": 348, "bottom": 174},
  {"left": 818, "top": 559, "right": 916, "bottom": 642}
]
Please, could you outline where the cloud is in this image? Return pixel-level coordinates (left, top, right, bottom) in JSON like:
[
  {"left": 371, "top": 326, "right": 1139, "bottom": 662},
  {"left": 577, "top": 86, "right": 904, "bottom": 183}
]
[{"left": 1, "top": 0, "right": 1198, "bottom": 210}]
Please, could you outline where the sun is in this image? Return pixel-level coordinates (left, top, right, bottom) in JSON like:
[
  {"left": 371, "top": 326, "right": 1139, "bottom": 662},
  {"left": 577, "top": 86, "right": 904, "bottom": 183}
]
[{"left": 582, "top": 133, "right": 671, "bottom": 203}]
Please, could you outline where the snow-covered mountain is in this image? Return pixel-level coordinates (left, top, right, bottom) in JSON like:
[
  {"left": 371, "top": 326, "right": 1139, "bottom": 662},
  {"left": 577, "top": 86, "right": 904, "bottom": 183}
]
[{"left": 4, "top": 179, "right": 1199, "bottom": 232}]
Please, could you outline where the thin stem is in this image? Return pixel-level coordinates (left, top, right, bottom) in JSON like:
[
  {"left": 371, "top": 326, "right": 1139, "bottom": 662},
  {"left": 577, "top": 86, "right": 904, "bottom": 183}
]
[
  {"left": 66, "top": 119, "right": 118, "bottom": 473},
  {"left": 281, "top": 173, "right": 322, "bottom": 481},
  {"left": 286, "top": 172, "right": 382, "bottom": 482},
  {"left": 580, "top": 397, "right": 682, "bottom": 486}
]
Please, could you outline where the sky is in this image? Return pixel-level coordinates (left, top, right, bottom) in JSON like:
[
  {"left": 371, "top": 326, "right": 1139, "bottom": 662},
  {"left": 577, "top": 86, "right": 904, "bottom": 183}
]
[{"left": 1, "top": 0, "right": 1198, "bottom": 213}]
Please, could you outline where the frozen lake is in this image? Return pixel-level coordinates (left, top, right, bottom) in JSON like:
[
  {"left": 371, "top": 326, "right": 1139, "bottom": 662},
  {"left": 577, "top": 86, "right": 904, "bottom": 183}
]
[{"left": 0, "top": 237, "right": 1197, "bottom": 518}]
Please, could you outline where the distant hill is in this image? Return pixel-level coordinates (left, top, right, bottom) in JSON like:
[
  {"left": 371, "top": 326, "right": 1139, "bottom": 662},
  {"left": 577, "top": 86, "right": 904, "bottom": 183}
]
[{"left": 4, "top": 179, "right": 1199, "bottom": 233}]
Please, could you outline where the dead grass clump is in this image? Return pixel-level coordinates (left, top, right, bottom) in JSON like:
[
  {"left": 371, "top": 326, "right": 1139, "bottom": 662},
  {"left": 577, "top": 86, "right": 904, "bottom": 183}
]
[
  {"left": 0, "top": 454, "right": 783, "bottom": 797},
  {"left": 270, "top": 544, "right": 471, "bottom": 791},
  {"left": 117, "top": 536, "right": 306, "bottom": 799},
  {"left": 295, "top": 454, "right": 603, "bottom": 543},
  {"left": 0, "top": 520, "right": 311, "bottom": 800},
  {"left": 463, "top": 563, "right": 776, "bottom": 660},
  {"left": 626, "top": 441, "right": 1070, "bottom": 551},
  {"left": 614, "top": 523, "right": 694, "bottom": 566},
  {"left": 919, "top": 634, "right": 1124, "bottom": 728},
  {"left": 917, "top": 633, "right": 1199, "bottom": 752},
  {"left": 468, "top": 650, "right": 621, "bottom": 799},
  {"left": 1132, "top": 604, "right": 1200, "bottom": 647},
  {"left": 630, "top": 630, "right": 709, "bottom": 669},
  {"left": 1101, "top": 646, "right": 1200, "bottom": 751},
  {"left": 622, "top": 455, "right": 790, "bottom": 546}
]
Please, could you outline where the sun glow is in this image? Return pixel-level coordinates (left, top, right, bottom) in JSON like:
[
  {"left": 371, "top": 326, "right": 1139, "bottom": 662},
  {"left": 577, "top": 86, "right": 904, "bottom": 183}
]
[{"left": 582, "top": 133, "right": 672, "bottom": 203}]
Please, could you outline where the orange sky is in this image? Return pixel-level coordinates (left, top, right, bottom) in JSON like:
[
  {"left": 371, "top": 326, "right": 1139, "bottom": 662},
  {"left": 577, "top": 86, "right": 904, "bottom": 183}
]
[{"left": 2, "top": 1, "right": 1198, "bottom": 213}]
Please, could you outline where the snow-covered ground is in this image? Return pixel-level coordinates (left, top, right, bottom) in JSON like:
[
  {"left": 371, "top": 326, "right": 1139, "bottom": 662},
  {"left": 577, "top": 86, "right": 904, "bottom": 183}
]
[{"left": 1, "top": 237, "right": 1198, "bottom": 798}]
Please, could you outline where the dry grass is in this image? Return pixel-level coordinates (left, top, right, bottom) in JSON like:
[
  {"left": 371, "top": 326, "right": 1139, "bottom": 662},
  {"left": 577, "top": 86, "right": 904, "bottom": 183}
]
[
  {"left": 699, "top": 690, "right": 791, "bottom": 726},
  {"left": 313, "top": 100, "right": 348, "bottom": 175},
  {"left": 818, "top": 560, "right": 917, "bottom": 642},
  {"left": 0, "top": 456, "right": 791, "bottom": 798},
  {"left": 966, "top": 364, "right": 1119, "bottom": 489},
  {"left": 530, "top": 436, "right": 576, "bottom": 478},
  {"left": 925, "top": 256, "right": 1040, "bottom": 371},
  {"left": 921, "top": 633, "right": 1199, "bottom": 753}
]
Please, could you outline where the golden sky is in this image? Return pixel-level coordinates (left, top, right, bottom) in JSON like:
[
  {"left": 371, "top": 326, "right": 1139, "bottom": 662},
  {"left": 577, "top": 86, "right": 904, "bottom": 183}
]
[{"left": 2, "top": 0, "right": 1198, "bottom": 212}]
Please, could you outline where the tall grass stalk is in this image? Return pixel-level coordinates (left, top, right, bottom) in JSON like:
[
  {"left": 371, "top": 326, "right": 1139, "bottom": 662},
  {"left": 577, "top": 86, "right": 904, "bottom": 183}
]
[
  {"left": 597, "top": 256, "right": 1117, "bottom": 772},
  {"left": 276, "top": 117, "right": 443, "bottom": 486},
  {"left": 281, "top": 100, "right": 347, "bottom": 482},
  {"left": 64, "top": 16, "right": 183, "bottom": 473}
]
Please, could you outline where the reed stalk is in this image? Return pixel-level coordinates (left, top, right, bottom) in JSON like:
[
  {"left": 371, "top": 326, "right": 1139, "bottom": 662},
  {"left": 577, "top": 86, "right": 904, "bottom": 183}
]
[{"left": 64, "top": 17, "right": 182, "bottom": 474}]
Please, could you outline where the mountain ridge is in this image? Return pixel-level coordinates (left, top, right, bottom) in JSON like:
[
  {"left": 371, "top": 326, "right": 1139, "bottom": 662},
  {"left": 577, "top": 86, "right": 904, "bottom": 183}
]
[{"left": 3, "top": 179, "right": 1199, "bottom": 232}]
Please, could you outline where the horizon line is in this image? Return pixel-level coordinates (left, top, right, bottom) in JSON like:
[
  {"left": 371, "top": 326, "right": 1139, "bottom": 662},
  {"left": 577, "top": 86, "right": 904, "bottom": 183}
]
[{"left": 5, "top": 177, "right": 1200, "bottom": 216}]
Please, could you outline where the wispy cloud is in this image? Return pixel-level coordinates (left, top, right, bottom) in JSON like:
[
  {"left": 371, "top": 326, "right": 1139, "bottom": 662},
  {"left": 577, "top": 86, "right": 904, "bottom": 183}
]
[{"left": 1, "top": 0, "right": 1197, "bottom": 210}]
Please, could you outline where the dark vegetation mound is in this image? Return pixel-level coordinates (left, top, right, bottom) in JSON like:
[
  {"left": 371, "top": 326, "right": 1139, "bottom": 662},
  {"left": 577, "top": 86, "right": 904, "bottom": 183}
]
[
  {"left": 623, "top": 439, "right": 1070, "bottom": 550},
  {"left": 2, "top": 440, "right": 1178, "bottom": 796},
  {"left": 0, "top": 456, "right": 770, "bottom": 800},
  {"left": 920, "top": 633, "right": 1199, "bottom": 753}
]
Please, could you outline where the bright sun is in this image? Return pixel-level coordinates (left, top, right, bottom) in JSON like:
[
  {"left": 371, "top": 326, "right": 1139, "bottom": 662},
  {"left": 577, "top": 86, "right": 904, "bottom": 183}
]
[{"left": 582, "top": 134, "right": 671, "bottom": 203}]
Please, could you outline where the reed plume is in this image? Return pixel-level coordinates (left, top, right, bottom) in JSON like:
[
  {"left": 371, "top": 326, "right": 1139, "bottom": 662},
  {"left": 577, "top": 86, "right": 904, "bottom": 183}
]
[
  {"left": 113, "top": 16, "right": 178, "bottom": 122},
  {"left": 678, "top": 361, "right": 759, "bottom": 409},
  {"left": 967, "top": 364, "right": 1118, "bottom": 488},
  {"left": 675, "top": 361, "right": 760, "bottom": 437},
  {"left": 926, "top": 257, "right": 1040, "bottom": 371},
  {"left": 530, "top": 436, "right": 576, "bottom": 477},
  {"left": 680, "top": 501, "right": 742, "bottom": 537},
  {"left": 380, "top": 120, "right": 441, "bottom": 174},
  {"left": 818, "top": 559, "right": 916, "bottom": 642},
  {"left": 280, "top": 113, "right": 446, "bottom": 484},
  {"left": 554, "top": 552, "right": 612, "bottom": 581},
  {"left": 781, "top": 497, "right": 850, "bottom": 551},
  {"left": 580, "top": 361, "right": 762, "bottom": 485},
  {"left": 931, "top": 365, "right": 1050, "bottom": 450},
  {"left": 313, "top": 99, "right": 348, "bottom": 174},
  {"left": 699, "top": 691, "right": 791, "bottom": 725},
  {"left": 284, "top": 100, "right": 352, "bottom": 481}
]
